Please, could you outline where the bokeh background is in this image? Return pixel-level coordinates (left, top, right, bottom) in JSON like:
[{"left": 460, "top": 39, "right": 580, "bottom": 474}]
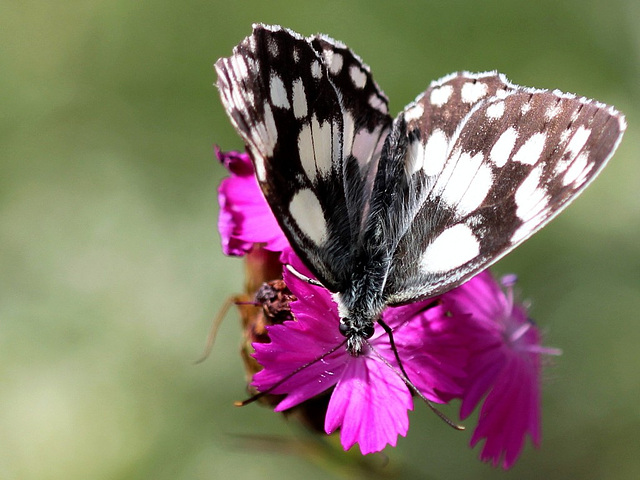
[{"left": 2, "top": 0, "right": 639, "bottom": 479}]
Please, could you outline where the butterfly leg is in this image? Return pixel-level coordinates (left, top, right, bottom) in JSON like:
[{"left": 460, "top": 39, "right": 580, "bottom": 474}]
[{"left": 285, "top": 263, "right": 325, "bottom": 288}]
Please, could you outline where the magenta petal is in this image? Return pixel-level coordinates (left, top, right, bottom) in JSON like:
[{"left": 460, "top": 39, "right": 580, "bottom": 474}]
[
  {"left": 252, "top": 291, "right": 346, "bottom": 410},
  {"left": 443, "top": 271, "right": 509, "bottom": 331},
  {"left": 252, "top": 319, "right": 346, "bottom": 410},
  {"left": 216, "top": 148, "right": 289, "bottom": 255},
  {"left": 445, "top": 271, "right": 548, "bottom": 469},
  {"left": 385, "top": 302, "right": 470, "bottom": 402},
  {"left": 459, "top": 348, "right": 505, "bottom": 419},
  {"left": 325, "top": 355, "right": 412, "bottom": 454},
  {"left": 469, "top": 342, "right": 542, "bottom": 468},
  {"left": 252, "top": 249, "right": 347, "bottom": 410}
]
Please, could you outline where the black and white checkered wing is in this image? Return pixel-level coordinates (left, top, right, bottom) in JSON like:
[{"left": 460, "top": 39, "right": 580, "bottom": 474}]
[
  {"left": 216, "top": 24, "right": 392, "bottom": 291},
  {"left": 362, "top": 72, "right": 515, "bottom": 258},
  {"left": 377, "top": 73, "right": 626, "bottom": 304}
]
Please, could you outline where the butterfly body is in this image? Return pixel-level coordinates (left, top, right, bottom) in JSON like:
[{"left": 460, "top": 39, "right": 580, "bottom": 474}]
[
  {"left": 216, "top": 24, "right": 625, "bottom": 356},
  {"left": 334, "top": 255, "right": 389, "bottom": 355}
]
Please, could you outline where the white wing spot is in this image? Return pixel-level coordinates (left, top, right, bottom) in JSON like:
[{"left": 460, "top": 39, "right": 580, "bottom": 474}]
[
  {"left": 544, "top": 102, "right": 562, "bottom": 122},
  {"left": 566, "top": 126, "right": 591, "bottom": 156},
  {"left": 511, "top": 212, "right": 546, "bottom": 244},
  {"left": 331, "top": 117, "right": 341, "bottom": 174},
  {"left": 246, "top": 57, "right": 257, "bottom": 74},
  {"left": 267, "top": 38, "right": 279, "bottom": 57},
  {"left": 297, "top": 114, "right": 333, "bottom": 179},
  {"left": 230, "top": 83, "right": 245, "bottom": 111},
  {"left": 342, "top": 111, "right": 355, "bottom": 153},
  {"left": 298, "top": 123, "right": 315, "bottom": 180},
  {"left": 253, "top": 155, "right": 267, "bottom": 182},
  {"left": 513, "top": 132, "right": 546, "bottom": 165},
  {"left": 289, "top": 189, "right": 327, "bottom": 245},
  {"left": 230, "top": 54, "right": 249, "bottom": 79},
  {"left": 405, "top": 140, "right": 422, "bottom": 176},
  {"left": 243, "top": 89, "right": 255, "bottom": 108},
  {"left": 521, "top": 102, "right": 531, "bottom": 115},
  {"left": 352, "top": 126, "right": 382, "bottom": 169},
  {"left": 460, "top": 160, "right": 493, "bottom": 215},
  {"left": 322, "top": 49, "right": 334, "bottom": 69},
  {"left": 349, "top": 65, "right": 367, "bottom": 89},
  {"left": 515, "top": 164, "right": 547, "bottom": 220},
  {"left": 369, "top": 94, "right": 388, "bottom": 114},
  {"left": 328, "top": 52, "right": 343, "bottom": 74},
  {"left": 490, "top": 127, "right": 518, "bottom": 167},
  {"left": 495, "top": 88, "right": 509, "bottom": 99},
  {"left": 254, "top": 104, "right": 278, "bottom": 157},
  {"left": 563, "top": 151, "right": 590, "bottom": 186},
  {"left": 292, "top": 79, "right": 307, "bottom": 118},
  {"left": 486, "top": 101, "right": 505, "bottom": 120},
  {"left": 461, "top": 81, "right": 488, "bottom": 103},
  {"left": 269, "top": 73, "right": 290, "bottom": 109},
  {"left": 292, "top": 47, "right": 300, "bottom": 63},
  {"left": 569, "top": 108, "right": 581, "bottom": 123},
  {"left": 422, "top": 129, "right": 449, "bottom": 176},
  {"left": 430, "top": 85, "right": 454, "bottom": 107},
  {"left": 573, "top": 157, "right": 595, "bottom": 186},
  {"left": 404, "top": 102, "right": 424, "bottom": 122},
  {"left": 311, "top": 60, "right": 322, "bottom": 79},
  {"left": 420, "top": 224, "right": 480, "bottom": 273},
  {"left": 441, "top": 151, "right": 492, "bottom": 216},
  {"left": 511, "top": 165, "right": 550, "bottom": 244}
]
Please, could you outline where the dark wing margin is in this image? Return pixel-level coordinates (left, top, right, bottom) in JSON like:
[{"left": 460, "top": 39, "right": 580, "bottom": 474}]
[
  {"left": 215, "top": 24, "right": 392, "bottom": 291},
  {"left": 379, "top": 73, "right": 626, "bottom": 304}
]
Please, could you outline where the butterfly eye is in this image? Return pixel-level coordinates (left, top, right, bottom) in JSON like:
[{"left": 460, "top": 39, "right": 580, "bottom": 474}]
[
  {"left": 339, "top": 321, "right": 351, "bottom": 337},
  {"left": 362, "top": 324, "right": 375, "bottom": 339}
]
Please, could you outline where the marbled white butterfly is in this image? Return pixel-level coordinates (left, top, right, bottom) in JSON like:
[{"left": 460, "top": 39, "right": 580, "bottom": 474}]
[{"left": 215, "top": 24, "right": 626, "bottom": 356}]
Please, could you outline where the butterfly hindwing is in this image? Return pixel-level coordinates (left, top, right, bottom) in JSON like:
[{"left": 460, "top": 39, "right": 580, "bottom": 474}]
[
  {"left": 216, "top": 24, "right": 392, "bottom": 291},
  {"left": 382, "top": 79, "right": 626, "bottom": 304}
]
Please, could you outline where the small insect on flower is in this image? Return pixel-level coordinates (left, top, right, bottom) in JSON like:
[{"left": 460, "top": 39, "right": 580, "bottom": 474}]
[{"left": 215, "top": 24, "right": 625, "bottom": 357}]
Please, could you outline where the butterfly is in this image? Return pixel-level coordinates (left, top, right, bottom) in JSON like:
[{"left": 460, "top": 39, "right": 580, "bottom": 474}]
[{"left": 215, "top": 24, "right": 626, "bottom": 356}]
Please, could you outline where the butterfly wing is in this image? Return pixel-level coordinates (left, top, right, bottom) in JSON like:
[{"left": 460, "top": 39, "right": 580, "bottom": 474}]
[
  {"left": 216, "top": 24, "right": 392, "bottom": 291},
  {"left": 361, "top": 72, "right": 515, "bottom": 257},
  {"left": 374, "top": 73, "right": 626, "bottom": 304}
]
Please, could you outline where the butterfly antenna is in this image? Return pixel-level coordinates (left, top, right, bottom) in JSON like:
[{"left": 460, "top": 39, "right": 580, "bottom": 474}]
[
  {"left": 195, "top": 295, "right": 249, "bottom": 364},
  {"left": 235, "top": 339, "right": 348, "bottom": 407},
  {"left": 374, "top": 311, "right": 465, "bottom": 431}
]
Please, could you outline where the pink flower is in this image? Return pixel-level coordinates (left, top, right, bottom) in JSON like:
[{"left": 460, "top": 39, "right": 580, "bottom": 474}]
[
  {"left": 442, "top": 272, "right": 560, "bottom": 469},
  {"left": 252, "top": 251, "right": 472, "bottom": 454},
  {"left": 216, "top": 148, "right": 288, "bottom": 255},
  {"left": 216, "top": 148, "right": 558, "bottom": 467}
]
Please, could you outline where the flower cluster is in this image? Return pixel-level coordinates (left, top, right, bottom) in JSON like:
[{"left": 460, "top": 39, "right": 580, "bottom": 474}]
[{"left": 217, "top": 149, "right": 559, "bottom": 469}]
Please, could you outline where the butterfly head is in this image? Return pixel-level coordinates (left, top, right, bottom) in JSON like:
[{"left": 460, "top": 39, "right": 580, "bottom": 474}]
[{"left": 339, "top": 317, "right": 376, "bottom": 356}]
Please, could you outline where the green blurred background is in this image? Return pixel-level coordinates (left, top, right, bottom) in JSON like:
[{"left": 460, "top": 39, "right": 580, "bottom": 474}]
[{"left": 2, "top": 0, "right": 639, "bottom": 478}]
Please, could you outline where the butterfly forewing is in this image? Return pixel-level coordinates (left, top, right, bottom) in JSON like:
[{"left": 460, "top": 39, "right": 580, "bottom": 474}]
[
  {"left": 382, "top": 81, "right": 626, "bottom": 304},
  {"left": 216, "top": 25, "right": 392, "bottom": 291},
  {"left": 308, "top": 33, "right": 393, "bottom": 238}
]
